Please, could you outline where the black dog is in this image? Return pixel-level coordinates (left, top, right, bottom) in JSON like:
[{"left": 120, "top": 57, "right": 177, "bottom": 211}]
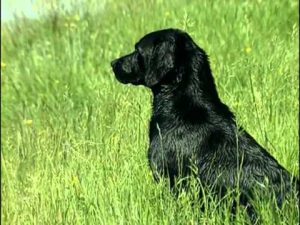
[{"left": 111, "top": 28, "right": 298, "bottom": 223}]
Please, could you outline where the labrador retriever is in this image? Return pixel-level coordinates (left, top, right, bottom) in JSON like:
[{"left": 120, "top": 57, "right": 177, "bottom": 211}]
[{"left": 111, "top": 28, "right": 298, "bottom": 223}]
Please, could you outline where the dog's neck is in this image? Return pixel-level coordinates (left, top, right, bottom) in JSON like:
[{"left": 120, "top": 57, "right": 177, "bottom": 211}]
[{"left": 151, "top": 56, "right": 234, "bottom": 122}]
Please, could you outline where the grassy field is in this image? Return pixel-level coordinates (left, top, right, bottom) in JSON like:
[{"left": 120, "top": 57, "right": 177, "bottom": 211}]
[{"left": 1, "top": 0, "right": 299, "bottom": 224}]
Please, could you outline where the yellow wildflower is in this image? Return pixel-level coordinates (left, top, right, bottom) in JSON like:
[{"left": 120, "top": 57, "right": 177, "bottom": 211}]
[
  {"left": 71, "top": 175, "right": 80, "bottom": 186},
  {"left": 73, "top": 14, "right": 80, "bottom": 22},
  {"left": 245, "top": 47, "right": 252, "bottom": 54},
  {"left": 23, "top": 119, "right": 33, "bottom": 126},
  {"left": 1, "top": 62, "right": 6, "bottom": 70}
]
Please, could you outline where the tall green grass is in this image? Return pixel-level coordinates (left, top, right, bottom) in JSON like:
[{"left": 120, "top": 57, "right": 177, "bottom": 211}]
[{"left": 1, "top": 0, "right": 298, "bottom": 224}]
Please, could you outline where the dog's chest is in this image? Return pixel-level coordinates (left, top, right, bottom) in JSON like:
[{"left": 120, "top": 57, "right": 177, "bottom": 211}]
[{"left": 148, "top": 119, "right": 202, "bottom": 177}]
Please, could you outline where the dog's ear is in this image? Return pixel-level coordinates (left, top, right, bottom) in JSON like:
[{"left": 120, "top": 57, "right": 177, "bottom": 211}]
[{"left": 144, "top": 40, "right": 176, "bottom": 87}]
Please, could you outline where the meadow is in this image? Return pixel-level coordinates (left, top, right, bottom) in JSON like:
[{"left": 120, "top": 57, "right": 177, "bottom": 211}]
[{"left": 1, "top": 0, "right": 299, "bottom": 224}]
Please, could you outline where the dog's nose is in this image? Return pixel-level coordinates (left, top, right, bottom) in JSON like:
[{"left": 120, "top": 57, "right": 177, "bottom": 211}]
[{"left": 111, "top": 59, "right": 118, "bottom": 68}]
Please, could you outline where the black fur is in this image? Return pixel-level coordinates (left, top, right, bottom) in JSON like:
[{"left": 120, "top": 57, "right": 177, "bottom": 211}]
[{"left": 111, "top": 28, "right": 298, "bottom": 223}]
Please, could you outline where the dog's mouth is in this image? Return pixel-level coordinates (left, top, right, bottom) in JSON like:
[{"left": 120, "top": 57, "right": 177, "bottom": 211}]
[
  {"left": 117, "top": 76, "right": 142, "bottom": 85},
  {"left": 130, "top": 79, "right": 143, "bottom": 85},
  {"left": 112, "top": 69, "right": 142, "bottom": 85}
]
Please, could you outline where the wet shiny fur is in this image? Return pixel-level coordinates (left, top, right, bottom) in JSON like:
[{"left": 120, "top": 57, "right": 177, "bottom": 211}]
[{"left": 111, "top": 28, "right": 298, "bottom": 223}]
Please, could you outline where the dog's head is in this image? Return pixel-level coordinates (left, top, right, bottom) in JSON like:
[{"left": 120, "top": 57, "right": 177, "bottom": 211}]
[{"left": 111, "top": 28, "right": 199, "bottom": 88}]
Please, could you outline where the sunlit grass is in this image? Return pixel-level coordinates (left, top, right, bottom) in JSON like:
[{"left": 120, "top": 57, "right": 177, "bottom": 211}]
[{"left": 1, "top": 0, "right": 298, "bottom": 224}]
